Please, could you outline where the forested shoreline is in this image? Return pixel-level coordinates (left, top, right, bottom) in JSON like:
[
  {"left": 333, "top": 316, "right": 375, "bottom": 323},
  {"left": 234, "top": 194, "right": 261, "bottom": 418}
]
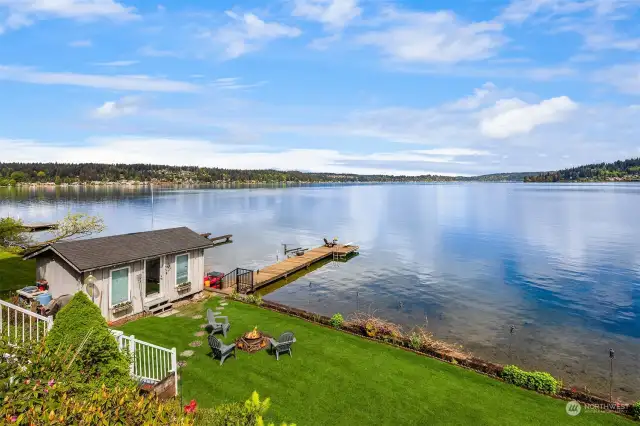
[
  {"left": 0, "top": 163, "right": 538, "bottom": 185},
  {"left": 524, "top": 158, "right": 640, "bottom": 182}
]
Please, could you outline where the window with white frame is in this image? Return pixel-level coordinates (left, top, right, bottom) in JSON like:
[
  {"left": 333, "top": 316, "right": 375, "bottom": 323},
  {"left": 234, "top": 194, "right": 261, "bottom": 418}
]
[
  {"left": 111, "top": 267, "right": 129, "bottom": 306},
  {"left": 176, "top": 254, "right": 189, "bottom": 285}
]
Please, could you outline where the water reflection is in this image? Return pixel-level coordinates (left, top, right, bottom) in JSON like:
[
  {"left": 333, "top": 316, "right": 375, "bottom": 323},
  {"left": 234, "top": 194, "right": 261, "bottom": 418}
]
[{"left": 1, "top": 183, "right": 640, "bottom": 399}]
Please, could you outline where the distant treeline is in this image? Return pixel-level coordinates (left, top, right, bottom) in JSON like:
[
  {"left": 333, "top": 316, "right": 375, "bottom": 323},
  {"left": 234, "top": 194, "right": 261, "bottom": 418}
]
[
  {"left": 524, "top": 158, "right": 640, "bottom": 182},
  {"left": 0, "top": 163, "right": 464, "bottom": 184}
]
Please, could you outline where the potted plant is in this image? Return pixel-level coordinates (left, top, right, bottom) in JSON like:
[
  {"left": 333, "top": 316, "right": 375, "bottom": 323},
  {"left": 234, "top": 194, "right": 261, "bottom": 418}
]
[{"left": 111, "top": 300, "right": 132, "bottom": 313}]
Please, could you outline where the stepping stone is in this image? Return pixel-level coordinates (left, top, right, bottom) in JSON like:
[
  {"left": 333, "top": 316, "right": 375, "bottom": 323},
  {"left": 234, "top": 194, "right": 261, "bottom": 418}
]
[
  {"left": 191, "top": 314, "right": 203, "bottom": 320},
  {"left": 175, "top": 312, "right": 184, "bottom": 317},
  {"left": 220, "top": 302, "right": 228, "bottom": 306},
  {"left": 177, "top": 361, "right": 187, "bottom": 368},
  {"left": 212, "top": 311, "right": 222, "bottom": 315},
  {"left": 216, "top": 307, "right": 224, "bottom": 311},
  {"left": 180, "top": 350, "right": 194, "bottom": 358},
  {"left": 200, "top": 323, "right": 208, "bottom": 329},
  {"left": 156, "top": 310, "right": 176, "bottom": 318},
  {"left": 189, "top": 341, "right": 202, "bottom": 347},
  {"left": 194, "top": 331, "right": 206, "bottom": 337}
]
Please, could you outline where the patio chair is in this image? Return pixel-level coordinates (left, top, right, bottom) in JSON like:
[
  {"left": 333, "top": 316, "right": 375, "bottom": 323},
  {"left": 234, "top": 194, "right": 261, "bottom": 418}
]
[
  {"left": 323, "top": 238, "right": 336, "bottom": 247},
  {"left": 208, "top": 334, "right": 236, "bottom": 366},
  {"left": 269, "top": 331, "right": 296, "bottom": 360},
  {"left": 207, "top": 308, "right": 231, "bottom": 337}
]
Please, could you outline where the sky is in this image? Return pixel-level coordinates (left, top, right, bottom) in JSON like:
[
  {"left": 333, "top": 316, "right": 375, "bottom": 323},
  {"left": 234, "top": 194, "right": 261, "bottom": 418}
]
[{"left": 0, "top": 0, "right": 639, "bottom": 176}]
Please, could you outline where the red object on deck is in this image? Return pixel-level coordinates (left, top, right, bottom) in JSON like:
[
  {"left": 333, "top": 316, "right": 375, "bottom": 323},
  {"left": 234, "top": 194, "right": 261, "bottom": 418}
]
[{"left": 204, "top": 272, "right": 224, "bottom": 289}]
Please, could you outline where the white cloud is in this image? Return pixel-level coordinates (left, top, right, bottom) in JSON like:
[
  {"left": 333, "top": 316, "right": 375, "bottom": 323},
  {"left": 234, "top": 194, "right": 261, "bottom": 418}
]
[
  {"left": 210, "top": 77, "right": 266, "bottom": 90},
  {"left": 357, "top": 10, "right": 505, "bottom": 64},
  {"left": 479, "top": 96, "right": 578, "bottom": 139},
  {"left": 0, "top": 65, "right": 199, "bottom": 92},
  {"left": 93, "top": 96, "right": 140, "bottom": 119},
  {"left": 445, "top": 82, "right": 497, "bottom": 110},
  {"left": 293, "top": 0, "right": 361, "bottom": 30},
  {"left": 69, "top": 39, "right": 92, "bottom": 47},
  {"left": 215, "top": 11, "right": 301, "bottom": 59},
  {"left": 93, "top": 60, "right": 139, "bottom": 67},
  {"left": 0, "top": 0, "right": 137, "bottom": 33},
  {"left": 594, "top": 63, "right": 640, "bottom": 94}
]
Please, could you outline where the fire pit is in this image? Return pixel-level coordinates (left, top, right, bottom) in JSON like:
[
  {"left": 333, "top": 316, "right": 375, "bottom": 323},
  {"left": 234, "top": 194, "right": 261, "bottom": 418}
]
[{"left": 236, "top": 326, "right": 270, "bottom": 353}]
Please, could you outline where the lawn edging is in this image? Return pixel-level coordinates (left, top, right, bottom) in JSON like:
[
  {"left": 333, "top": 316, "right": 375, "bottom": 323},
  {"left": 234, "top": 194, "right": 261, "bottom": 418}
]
[{"left": 231, "top": 295, "right": 637, "bottom": 420}]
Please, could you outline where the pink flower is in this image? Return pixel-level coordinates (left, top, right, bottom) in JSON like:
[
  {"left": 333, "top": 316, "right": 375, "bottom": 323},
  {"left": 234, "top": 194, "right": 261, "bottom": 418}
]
[
  {"left": 48, "top": 379, "right": 55, "bottom": 387},
  {"left": 44, "top": 388, "right": 49, "bottom": 394},
  {"left": 10, "top": 416, "right": 17, "bottom": 422}
]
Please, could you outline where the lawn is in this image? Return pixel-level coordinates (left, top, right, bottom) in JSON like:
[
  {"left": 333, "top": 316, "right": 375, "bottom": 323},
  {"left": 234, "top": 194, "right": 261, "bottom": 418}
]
[
  {"left": 118, "top": 296, "right": 634, "bottom": 426},
  {"left": 0, "top": 250, "right": 34, "bottom": 299}
]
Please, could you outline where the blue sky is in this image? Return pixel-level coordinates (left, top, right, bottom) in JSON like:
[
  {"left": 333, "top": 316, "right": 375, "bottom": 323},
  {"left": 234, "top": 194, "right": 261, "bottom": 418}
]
[{"left": 1, "top": 0, "right": 639, "bottom": 176}]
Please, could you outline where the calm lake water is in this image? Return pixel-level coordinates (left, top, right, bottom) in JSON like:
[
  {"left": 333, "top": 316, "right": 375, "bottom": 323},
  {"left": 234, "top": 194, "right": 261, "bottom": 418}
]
[{"left": 1, "top": 183, "right": 639, "bottom": 400}]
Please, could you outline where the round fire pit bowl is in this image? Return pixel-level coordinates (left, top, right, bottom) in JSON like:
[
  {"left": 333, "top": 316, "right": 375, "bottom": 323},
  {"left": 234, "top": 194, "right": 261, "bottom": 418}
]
[{"left": 236, "top": 328, "right": 271, "bottom": 353}]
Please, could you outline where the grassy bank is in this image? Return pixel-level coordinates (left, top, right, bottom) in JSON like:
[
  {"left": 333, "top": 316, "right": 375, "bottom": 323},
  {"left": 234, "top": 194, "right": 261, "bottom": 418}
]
[
  {"left": 118, "top": 297, "right": 633, "bottom": 425},
  {"left": 0, "top": 250, "right": 34, "bottom": 299}
]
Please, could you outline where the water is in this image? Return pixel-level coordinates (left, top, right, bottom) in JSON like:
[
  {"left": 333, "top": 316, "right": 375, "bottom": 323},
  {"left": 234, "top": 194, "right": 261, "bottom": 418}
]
[{"left": 1, "top": 183, "right": 639, "bottom": 400}]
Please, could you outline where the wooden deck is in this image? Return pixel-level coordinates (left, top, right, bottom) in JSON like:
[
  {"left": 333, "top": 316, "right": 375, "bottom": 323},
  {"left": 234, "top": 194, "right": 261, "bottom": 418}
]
[
  {"left": 252, "top": 244, "right": 358, "bottom": 290},
  {"left": 21, "top": 223, "right": 57, "bottom": 232}
]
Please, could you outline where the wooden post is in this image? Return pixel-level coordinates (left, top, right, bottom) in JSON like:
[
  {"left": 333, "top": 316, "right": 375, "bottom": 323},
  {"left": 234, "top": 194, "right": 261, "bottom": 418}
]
[
  {"left": 171, "top": 347, "right": 178, "bottom": 396},
  {"left": 129, "top": 335, "right": 136, "bottom": 376}
]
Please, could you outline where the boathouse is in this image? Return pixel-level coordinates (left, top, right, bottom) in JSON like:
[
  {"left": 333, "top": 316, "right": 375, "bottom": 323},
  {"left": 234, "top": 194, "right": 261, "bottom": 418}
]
[{"left": 24, "top": 227, "right": 215, "bottom": 321}]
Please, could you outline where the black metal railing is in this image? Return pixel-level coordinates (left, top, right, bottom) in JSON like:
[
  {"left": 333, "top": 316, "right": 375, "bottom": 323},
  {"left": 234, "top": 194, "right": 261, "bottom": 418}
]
[{"left": 221, "top": 268, "right": 254, "bottom": 294}]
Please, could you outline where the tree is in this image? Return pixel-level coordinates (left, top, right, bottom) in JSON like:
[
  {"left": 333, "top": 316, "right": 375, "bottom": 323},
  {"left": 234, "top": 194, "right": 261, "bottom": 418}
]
[
  {"left": 10, "top": 171, "right": 26, "bottom": 182},
  {"left": 54, "top": 175, "right": 61, "bottom": 185},
  {"left": 37, "top": 171, "right": 46, "bottom": 181},
  {"left": 0, "top": 217, "right": 32, "bottom": 248},
  {"left": 41, "top": 213, "right": 105, "bottom": 246}
]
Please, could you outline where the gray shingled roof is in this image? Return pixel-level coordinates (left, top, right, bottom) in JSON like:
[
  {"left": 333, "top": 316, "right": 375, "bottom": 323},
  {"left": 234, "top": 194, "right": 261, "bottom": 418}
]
[{"left": 39, "top": 227, "right": 215, "bottom": 272}]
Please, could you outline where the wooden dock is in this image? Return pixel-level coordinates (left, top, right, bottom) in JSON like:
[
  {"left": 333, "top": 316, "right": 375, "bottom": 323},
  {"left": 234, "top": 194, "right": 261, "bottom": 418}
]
[
  {"left": 21, "top": 223, "right": 57, "bottom": 232},
  {"left": 214, "top": 244, "right": 359, "bottom": 294},
  {"left": 253, "top": 244, "right": 358, "bottom": 289}
]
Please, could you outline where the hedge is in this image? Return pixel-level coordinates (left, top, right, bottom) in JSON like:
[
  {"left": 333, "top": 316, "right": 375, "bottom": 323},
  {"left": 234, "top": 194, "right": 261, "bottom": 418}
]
[{"left": 500, "top": 365, "right": 560, "bottom": 395}]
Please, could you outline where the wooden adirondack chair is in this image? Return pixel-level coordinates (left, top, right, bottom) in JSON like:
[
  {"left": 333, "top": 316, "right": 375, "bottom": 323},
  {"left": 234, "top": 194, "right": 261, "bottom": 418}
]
[
  {"left": 208, "top": 334, "right": 236, "bottom": 366},
  {"left": 268, "top": 331, "right": 296, "bottom": 360},
  {"left": 207, "top": 308, "right": 230, "bottom": 337}
]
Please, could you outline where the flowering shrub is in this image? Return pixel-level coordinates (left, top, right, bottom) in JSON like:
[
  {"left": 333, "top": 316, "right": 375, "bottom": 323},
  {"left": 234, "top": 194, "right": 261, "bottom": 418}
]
[{"left": 0, "top": 338, "right": 194, "bottom": 425}]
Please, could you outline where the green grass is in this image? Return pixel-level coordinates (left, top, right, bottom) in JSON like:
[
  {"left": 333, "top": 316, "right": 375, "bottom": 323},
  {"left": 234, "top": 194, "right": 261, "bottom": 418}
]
[
  {"left": 118, "top": 297, "right": 634, "bottom": 426},
  {"left": 0, "top": 250, "right": 34, "bottom": 299}
]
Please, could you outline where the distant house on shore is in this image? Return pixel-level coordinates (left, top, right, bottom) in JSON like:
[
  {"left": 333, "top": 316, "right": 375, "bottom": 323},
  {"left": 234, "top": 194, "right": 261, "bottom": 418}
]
[{"left": 24, "top": 227, "right": 216, "bottom": 322}]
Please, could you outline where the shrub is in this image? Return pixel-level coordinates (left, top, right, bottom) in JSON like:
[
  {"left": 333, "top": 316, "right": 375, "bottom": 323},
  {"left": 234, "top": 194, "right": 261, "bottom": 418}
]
[
  {"left": 409, "top": 332, "right": 421, "bottom": 350},
  {"left": 45, "top": 292, "right": 132, "bottom": 389},
  {"left": 329, "top": 313, "right": 344, "bottom": 328},
  {"left": 0, "top": 338, "right": 193, "bottom": 425},
  {"left": 229, "top": 290, "right": 240, "bottom": 300},
  {"left": 631, "top": 402, "right": 640, "bottom": 419},
  {"left": 245, "top": 294, "right": 263, "bottom": 306},
  {"left": 197, "top": 391, "right": 295, "bottom": 426},
  {"left": 500, "top": 365, "right": 560, "bottom": 395}
]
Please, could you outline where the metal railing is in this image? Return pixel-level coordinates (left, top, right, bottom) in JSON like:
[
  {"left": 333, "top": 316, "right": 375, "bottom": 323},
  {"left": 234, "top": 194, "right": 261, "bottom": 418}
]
[
  {"left": 0, "top": 299, "right": 53, "bottom": 344},
  {"left": 221, "top": 267, "right": 254, "bottom": 294},
  {"left": 111, "top": 330, "right": 177, "bottom": 392}
]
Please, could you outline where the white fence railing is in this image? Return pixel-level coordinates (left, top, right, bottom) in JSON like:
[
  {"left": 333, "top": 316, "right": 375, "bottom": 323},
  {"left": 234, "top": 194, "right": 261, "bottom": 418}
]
[
  {"left": 111, "top": 330, "right": 178, "bottom": 394},
  {"left": 0, "top": 299, "right": 53, "bottom": 344},
  {"left": 0, "top": 299, "right": 177, "bottom": 395}
]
